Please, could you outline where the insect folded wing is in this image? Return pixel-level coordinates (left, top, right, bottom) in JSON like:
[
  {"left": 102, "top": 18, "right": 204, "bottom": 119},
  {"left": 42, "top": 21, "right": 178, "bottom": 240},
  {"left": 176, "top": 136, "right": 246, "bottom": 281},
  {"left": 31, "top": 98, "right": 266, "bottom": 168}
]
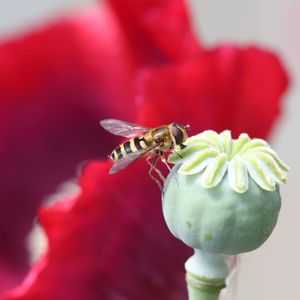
[
  {"left": 100, "top": 119, "right": 150, "bottom": 138},
  {"left": 109, "top": 149, "right": 149, "bottom": 174}
]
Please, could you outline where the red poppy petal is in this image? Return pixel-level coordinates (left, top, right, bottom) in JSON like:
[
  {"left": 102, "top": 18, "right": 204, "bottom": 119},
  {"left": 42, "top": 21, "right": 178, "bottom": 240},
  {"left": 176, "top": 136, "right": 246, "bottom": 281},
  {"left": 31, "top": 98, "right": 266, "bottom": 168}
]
[
  {"left": 0, "top": 4, "right": 142, "bottom": 294},
  {"left": 108, "top": 0, "right": 202, "bottom": 63},
  {"left": 6, "top": 161, "right": 190, "bottom": 300},
  {"left": 0, "top": 264, "right": 25, "bottom": 298},
  {"left": 136, "top": 46, "right": 288, "bottom": 138}
]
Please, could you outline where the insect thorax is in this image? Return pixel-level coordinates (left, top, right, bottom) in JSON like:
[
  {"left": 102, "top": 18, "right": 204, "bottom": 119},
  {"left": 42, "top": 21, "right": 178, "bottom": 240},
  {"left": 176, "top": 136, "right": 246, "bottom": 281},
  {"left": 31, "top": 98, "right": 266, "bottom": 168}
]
[{"left": 151, "top": 127, "right": 169, "bottom": 142}]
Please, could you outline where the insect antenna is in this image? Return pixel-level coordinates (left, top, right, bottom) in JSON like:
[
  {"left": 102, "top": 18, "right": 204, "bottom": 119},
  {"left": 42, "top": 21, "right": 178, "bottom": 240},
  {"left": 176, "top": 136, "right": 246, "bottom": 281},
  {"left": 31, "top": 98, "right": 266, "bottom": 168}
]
[{"left": 184, "top": 124, "right": 191, "bottom": 130}]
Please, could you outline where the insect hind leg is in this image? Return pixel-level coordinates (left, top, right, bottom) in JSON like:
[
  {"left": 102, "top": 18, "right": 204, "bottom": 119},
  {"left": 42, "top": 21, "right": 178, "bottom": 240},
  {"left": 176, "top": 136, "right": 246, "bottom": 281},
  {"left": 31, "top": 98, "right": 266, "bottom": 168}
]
[
  {"left": 148, "top": 151, "right": 166, "bottom": 182},
  {"left": 146, "top": 153, "right": 165, "bottom": 191}
]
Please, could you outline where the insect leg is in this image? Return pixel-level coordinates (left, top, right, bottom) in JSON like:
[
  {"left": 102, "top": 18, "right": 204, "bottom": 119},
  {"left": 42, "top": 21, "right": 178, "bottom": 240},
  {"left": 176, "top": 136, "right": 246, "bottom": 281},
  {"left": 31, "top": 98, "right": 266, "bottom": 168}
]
[
  {"left": 159, "top": 151, "right": 173, "bottom": 173},
  {"left": 160, "top": 151, "right": 179, "bottom": 186},
  {"left": 147, "top": 150, "right": 166, "bottom": 182},
  {"left": 146, "top": 153, "right": 164, "bottom": 191},
  {"left": 154, "top": 160, "right": 166, "bottom": 182},
  {"left": 173, "top": 149, "right": 183, "bottom": 159}
]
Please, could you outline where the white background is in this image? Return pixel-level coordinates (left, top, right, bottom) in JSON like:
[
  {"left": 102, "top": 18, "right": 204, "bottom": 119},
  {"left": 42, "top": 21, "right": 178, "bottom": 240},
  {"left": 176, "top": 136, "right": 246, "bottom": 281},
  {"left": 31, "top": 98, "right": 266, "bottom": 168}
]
[{"left": 0, "top": 0, "right": 299, "bottom": 299}]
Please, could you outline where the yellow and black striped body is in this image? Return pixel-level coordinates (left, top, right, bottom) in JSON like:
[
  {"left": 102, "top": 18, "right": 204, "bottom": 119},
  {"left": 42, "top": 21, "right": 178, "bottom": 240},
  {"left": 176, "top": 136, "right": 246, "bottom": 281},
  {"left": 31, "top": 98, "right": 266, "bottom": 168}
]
[
  {"left": 109, "top": 123, "right": 188, "bottom": 161},
  {"left": 110, "top": 136, "right": 151, "bottom": 160}
]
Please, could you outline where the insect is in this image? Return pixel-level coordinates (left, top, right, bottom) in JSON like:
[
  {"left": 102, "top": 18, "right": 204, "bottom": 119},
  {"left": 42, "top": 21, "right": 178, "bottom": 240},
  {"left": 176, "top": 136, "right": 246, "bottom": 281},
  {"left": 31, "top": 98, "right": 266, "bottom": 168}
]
[{"left": 100, "top": 119, "right": 190, "bottom": 189}]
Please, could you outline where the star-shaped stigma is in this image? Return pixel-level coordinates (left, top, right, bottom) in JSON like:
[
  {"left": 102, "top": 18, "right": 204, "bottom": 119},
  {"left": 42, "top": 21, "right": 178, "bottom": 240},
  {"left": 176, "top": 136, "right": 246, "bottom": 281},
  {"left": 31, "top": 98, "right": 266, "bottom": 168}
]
[{"left": 168, "top": 130, "right": 289, "bottom": 193}]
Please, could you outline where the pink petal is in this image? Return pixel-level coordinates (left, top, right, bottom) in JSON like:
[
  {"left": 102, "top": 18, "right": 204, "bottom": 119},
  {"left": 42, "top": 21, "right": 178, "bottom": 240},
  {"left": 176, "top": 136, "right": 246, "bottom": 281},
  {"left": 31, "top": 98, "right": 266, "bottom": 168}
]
[
  {"left": 137, "top": 46, "right": 288, "bottom": 138},
  {"left": 0, "top": 4, "right": 140, "bottom": 294},
  {"left": 108, "top": 0, "right": 202, "bottom": 63},
  {"left": 7, "top": 161, "right": 190, "bottom": 300}
]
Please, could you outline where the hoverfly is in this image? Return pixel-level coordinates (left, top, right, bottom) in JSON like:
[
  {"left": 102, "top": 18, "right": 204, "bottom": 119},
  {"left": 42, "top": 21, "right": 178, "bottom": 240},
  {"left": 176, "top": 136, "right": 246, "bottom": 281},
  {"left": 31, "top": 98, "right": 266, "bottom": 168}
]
[{"left": 100, "top": 119, "right": 190, "bottom": 189}]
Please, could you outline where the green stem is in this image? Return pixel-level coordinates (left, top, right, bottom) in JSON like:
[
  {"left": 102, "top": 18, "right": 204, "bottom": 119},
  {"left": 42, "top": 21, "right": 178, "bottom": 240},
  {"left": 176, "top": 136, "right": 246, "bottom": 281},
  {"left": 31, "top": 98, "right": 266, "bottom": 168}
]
[
  {"left": 185, "top": 250, "right": 228, "bottom": 300},
  {"left": 186, "top": 271, "right": 225, "bottom": 300}
]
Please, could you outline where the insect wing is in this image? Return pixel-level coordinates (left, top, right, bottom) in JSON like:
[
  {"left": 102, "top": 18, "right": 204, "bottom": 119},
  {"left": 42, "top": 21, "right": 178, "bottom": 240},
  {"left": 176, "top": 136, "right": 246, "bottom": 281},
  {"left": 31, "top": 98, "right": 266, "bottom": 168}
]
[
  {"left": 109, "top": 144, "right": 159, "bottom": 174},
  {"left": 109, "top": 150, "right": 147, "bottom": 174},
  {"left": 100, "top": 119, "right": 150, "bottom": 138}
]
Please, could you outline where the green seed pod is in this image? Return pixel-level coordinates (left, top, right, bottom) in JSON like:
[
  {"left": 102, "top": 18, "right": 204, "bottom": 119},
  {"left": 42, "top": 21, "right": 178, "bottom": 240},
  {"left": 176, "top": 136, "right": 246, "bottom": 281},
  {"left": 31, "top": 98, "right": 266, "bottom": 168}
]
[{"left": 163, "top": 165, "right": 281, "bottom": 254}]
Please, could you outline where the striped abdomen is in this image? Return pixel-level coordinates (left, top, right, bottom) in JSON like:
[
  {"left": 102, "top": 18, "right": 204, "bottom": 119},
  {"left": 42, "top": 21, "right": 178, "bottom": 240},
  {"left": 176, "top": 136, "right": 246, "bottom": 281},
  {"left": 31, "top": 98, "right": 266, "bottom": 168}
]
[{"left": 110, "top": 137, "right": 150, "bottom": 160}]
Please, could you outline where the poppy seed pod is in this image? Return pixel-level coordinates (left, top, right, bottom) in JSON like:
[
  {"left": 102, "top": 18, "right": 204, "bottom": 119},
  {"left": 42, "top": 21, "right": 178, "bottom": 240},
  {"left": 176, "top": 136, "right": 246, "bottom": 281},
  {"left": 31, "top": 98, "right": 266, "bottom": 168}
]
[{"left": 163, "top": 166, "right": 281, "bottom": 254}]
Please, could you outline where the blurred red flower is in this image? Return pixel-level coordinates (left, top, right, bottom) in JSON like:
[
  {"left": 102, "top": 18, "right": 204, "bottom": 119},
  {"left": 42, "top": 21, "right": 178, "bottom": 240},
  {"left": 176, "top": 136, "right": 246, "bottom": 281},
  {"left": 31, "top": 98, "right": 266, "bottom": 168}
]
[
  {"left": 0, "top": 0, "right": 288, "bottom": 299},
  {"left": 0, "top": 0, "right": 199, "bottom": 295}
]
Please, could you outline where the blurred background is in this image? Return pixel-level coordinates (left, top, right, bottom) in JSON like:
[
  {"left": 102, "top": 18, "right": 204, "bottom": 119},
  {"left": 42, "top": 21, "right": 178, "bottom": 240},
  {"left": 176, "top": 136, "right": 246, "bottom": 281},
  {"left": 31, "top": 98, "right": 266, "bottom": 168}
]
[{"left": 0, "top": 0, "right": 299, "bottom": 299}]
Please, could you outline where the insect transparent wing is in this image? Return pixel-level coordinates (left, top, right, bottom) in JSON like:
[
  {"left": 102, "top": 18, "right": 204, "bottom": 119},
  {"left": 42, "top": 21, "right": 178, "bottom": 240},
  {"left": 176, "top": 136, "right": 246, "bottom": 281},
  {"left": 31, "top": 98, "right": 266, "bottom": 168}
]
[
  {"left": 100, "top": 119, "right": 150, "bottom": 138},
  {"left": 109, "top": 150, "right": 148, "bottom": 174},
  {"left": 109, "top": 144, "right": 159, "bottom": 174}
]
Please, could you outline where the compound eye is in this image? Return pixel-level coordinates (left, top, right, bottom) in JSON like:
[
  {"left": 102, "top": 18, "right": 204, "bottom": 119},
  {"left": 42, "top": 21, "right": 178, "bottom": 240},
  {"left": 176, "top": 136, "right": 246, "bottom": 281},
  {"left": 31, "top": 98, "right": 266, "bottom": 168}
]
[
  {"left": 171, "top": 125, "right": 183, "bottom": 145},
  {"left": 171, "top": 124, "right": 179, "bottom": 136}
]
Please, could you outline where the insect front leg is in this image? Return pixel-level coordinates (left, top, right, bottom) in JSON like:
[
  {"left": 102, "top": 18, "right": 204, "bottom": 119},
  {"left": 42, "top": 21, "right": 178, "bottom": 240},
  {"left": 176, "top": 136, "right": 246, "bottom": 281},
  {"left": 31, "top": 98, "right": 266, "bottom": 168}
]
[
  {"left": 160, "top": 151, "right": 173, "bottom": 173},
  {"left": 160, "top": 151, "right": 179, "bottom": 187},
  {"left": 172, "top": 149, "right": 183, "bottom": 159}
]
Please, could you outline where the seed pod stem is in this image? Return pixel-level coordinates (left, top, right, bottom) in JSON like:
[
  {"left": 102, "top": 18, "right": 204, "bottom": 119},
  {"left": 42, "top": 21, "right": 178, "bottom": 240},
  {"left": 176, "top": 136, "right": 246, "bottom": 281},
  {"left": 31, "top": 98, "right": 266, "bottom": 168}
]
[
  {"left": 185, "top": 249, "right": 228, "bottom": 300},
  {"left": 186, "top": 280, "right": 222, "bottom": 300}
]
